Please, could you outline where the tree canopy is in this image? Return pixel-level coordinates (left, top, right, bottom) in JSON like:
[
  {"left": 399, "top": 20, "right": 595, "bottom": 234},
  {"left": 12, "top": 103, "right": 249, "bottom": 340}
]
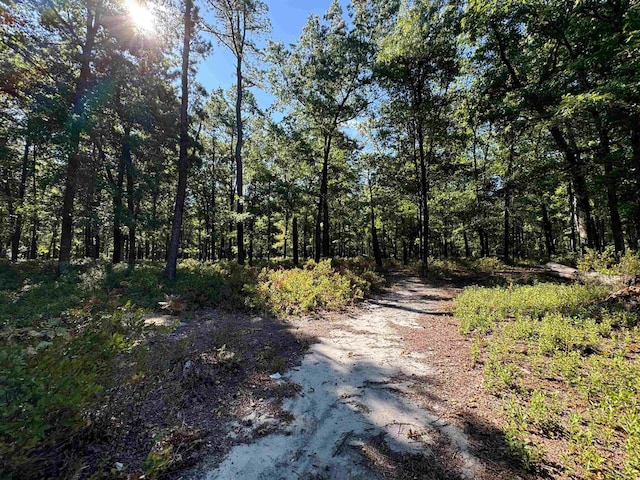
[{"left": 2, "top": 0, "right": 640, "bottom": 272}]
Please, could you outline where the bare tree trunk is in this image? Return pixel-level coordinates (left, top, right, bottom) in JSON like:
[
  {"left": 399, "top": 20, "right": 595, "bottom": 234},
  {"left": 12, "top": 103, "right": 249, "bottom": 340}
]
[
  {"left": 417, "top": 124, "right": 429, "bottom": 275},
  {"left": 249, "top": 216, "right": 254, "bottom": 266},
  {"left": 11, "top": 138, "right": 29, "bottom": 260},
  {"left": 631, "top": 127, "right": 640, "bottom": 250},
  {"left": 111, "top": 129, "right": 129, "bottom": 264},
  {"left": 267, "top": 212, "right": 271, "bottom": 261},
  {"left": 29, "top": 144, "right": 38, "bottom": 259},
  {"left": 293, "top": 216, "right": 299, "bottom": 266},
  {"left": 235, "top": 46, "right": 245, "bottom": 265},
  {"left": 126, "top": 149, "right": 136, "bottom": 264},
  {"left": 211, "top": 135, "right": 217, "bottom": 260},
  {"left": 593, "top": 111, "right": 624, "bottom": 253},
  {"left": 549, "top": 127, "right": 597, "bottom": 249},
  {"left": 503, "top": 146, "right": 513, "bottom": 264},
  {"left": 302, "top": 216, "right": 308, "bottom": 260},
  {"left": 541, "top": 202, "right": 555, "bottom": 257},
  {"left": 316, "top": 134, "right": 332, "bottom": 261},
  {"left": 463, "top": 227, "right": 470, "bottom": 258},
  {"left": 368, "top": 175, "right": 383, "bottom": 269},
  {"left": 165, "top": 0, "right": 192, "bottom": 280},
  {"left": 567, "top": 182, "right": 578, "bottom": 252},
  {"left": 59, "top": 8, "right": 99, "bottom": 268}
]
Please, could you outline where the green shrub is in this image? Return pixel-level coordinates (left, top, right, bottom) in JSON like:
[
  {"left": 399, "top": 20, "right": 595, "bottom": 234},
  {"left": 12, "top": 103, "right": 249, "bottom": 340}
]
[
  {"left": 471, "top": 256, "right": 507, "bottom": 272},
  {"left": 537, "top": 314, "right": 600, "bottom": 356},
  {"left": 457, "top": 280, "right": 640, "bottom": 477},
  {"left": 257, "top": 259, "right": 365, "bottom": 315},
  {"left": 454, "top": 283, "right": 607, "bottom": 335},
  {"left": 578, "top": 247, "right": 640, "bottom": 276}
]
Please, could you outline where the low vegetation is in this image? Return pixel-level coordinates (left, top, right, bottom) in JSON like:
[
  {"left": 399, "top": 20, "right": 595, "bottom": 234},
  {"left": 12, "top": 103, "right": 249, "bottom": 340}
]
[
  {"left": 257, "top": 259, "right": 384, "bottom": 315},
  {"left": 0, "top": 258, "right": 382, "bottom": 479},
  {"left": 577, "top": 248, "right": 640, "bottom": 277},
  {"left": 455, "top": 280, "right": 640, "bottom": 478}
]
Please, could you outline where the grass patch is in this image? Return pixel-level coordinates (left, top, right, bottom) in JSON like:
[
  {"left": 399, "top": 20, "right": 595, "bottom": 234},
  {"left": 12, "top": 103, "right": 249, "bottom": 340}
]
[{"left": 455, "top": 281, "right": 640, "bottom": 478}]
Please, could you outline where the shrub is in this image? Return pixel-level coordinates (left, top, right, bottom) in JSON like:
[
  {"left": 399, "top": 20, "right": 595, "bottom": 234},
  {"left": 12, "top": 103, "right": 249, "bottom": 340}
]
[
  {"left": 0, "top": 306, "right": 146, "bottom": 475},
  {"left": 454, "top": 283, "right": 607, "bottom": 335},
  {"left": 472, "top": 256, "right": 507, "bottom": 272},
  {"left": 457, "top": 280, "right": 640, "bottom": 477},
  {"left": 578, "top": 248, "right": 640, "bottom": 276},
  {"left": 257, "top": 259, "right": 364, "bottom": 315}
]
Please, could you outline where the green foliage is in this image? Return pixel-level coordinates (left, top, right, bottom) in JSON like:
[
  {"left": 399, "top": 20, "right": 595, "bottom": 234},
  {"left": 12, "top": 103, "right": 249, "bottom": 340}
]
[
  {"left": 0, "top": 261, "right": 89, "bottom": 328},
  {"left": 0, "top": 258, "right": 382, "bottom": 476},
  {"left": 502, "top": 395, "right": 545, "bottom": 470},
  {"left": 0, "top": 304, "right": 146, "bottom": 475},
  {"left": 144, "top": 445, "right": 174, "bottom": 480},
  {"left": 454, "top": 282, "right": 607, "bottom": 334},
  {"left": 469, "top": 257, "right": 506, "bottom": 273},
  {"left": 257, "top": 259, "right": 369, "bottom": 315},
  {"left": 578, "top": 248, "right": 640, "bottom": 276},
  {"left": 458, "top": 280, "right": 640, "bottom": 476}
]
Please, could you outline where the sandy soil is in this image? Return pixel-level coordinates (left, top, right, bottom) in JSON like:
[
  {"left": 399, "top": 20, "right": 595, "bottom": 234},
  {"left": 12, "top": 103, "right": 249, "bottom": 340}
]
[{"left": 189, "top": 275, "right": 528, "bottom": 480}]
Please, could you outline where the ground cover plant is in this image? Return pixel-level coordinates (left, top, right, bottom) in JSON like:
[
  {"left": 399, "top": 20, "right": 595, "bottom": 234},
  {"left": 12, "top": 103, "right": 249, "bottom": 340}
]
[
  {"left": 454, "top": 280, "right": 640, "bottom": 478},
  {"left": 577, "top": 248, "right": 640, "bottom": 277},
  {"left": 0, "top": 258, "right": 381, "bottom": 479}
]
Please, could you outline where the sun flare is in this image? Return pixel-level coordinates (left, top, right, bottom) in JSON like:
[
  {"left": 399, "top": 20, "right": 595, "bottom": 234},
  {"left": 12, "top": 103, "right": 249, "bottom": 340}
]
[{"left": 125, "top": 0, "right": 155, "bottom": 33}]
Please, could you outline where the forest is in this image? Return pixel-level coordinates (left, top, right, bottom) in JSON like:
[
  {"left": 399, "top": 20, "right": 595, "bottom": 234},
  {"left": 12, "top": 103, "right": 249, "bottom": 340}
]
[
  {"left": 2, "top": 0, "right": 638, "bottom": 272},
  {"left": 1, "top": 0, "right": 640, "bottom": 479}
]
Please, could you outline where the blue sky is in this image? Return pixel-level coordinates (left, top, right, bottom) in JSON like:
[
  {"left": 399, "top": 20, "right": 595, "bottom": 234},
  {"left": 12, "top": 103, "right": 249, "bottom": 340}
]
[{"left": 197, "top": 0, "right": 351, "bottom": 111}]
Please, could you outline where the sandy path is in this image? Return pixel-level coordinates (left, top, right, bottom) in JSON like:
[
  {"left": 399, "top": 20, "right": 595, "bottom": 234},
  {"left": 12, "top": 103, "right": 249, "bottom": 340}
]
[{"left": 201, "top": 276, "right": 485, "bottom": 479}]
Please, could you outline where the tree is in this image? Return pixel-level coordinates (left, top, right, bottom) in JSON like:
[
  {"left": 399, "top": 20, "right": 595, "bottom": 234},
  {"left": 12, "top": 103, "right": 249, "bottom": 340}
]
[
  {"left": 376, "top": 0, "right": 461, "bottom": 273},
  {"left": 204, "top": 0, "right": 269, "bottom": 265},
  {"left": 166, "top": 0, "right": 195, "bottom": 280},
  {"left": 270, "top": 0, "right": 371, "bottom": 261}
]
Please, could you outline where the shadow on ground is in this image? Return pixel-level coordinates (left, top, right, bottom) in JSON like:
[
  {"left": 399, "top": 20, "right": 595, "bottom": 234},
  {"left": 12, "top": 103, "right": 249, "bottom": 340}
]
[
  {"left": 12, "top": 308, "right": 315, "bottom": 480},
  {"left": 192, "top": 276, "right": 535, "bottom": 480}
]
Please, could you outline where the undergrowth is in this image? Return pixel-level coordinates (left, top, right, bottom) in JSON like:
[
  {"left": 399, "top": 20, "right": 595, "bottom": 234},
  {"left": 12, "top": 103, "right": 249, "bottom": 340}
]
[
  {"left": 0, "top": 258, "right": 382, "bottom": 479},
  {"left": 455, "top": 281, "right": 640, "bottom": 478},
  {"left": 256, "top": 258, "right": 384, "bottom": 314},
  {"left": 577, "top": 247, "right": 640, "bottom": 276}
]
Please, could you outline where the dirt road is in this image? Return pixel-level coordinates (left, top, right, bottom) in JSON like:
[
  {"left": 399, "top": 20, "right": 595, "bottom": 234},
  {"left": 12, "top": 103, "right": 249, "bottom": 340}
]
[{"left": 196, "top": 276, "right": 522, "bottom": 480}]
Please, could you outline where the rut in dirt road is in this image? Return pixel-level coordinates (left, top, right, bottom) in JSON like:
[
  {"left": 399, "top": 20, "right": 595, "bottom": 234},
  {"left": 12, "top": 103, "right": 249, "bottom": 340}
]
[{"left": 197, "top": 276, "right": 485, "bottom": 480}]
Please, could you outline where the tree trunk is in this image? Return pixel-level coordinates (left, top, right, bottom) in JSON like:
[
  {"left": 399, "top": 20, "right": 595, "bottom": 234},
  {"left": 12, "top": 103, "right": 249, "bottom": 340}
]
[
  {"left": 235, "top": 46, "right": 245, "bottom": 265},
  {"left": 284, "top": 211, "right": 289, "bottom": 258},
  {"left": 165, "top": 0, "right": 192, "bottom": 280},
  {"left": 541, "top": 202, "right": 555, "bottom": 257},
  {"left": 631, "top": 127, "right": 640, "bottom": 250},
  {"left": 316, "top": 134, "right": 332, "bottom": 261},
  {"left": 548, "top": 126, "right": 597, "bottom": 250},
  {"left": 568, "top": 182, "right": 578, "bottom": 252},
  {"left": 266, "top": 212, "right": 271, "bottom": 261},
  {"left": 302, "top": 217, "right": 308, "bottom": 260},
  {"left": 292, "top": 216, "right": 299, "bottom": 266},
  {"left": 11, "top": 138, "right": 30, "bottom": 261},
  {"left": 593, "top": 111, "right": 624, "bottom": 253},
  {"left": 112, "top": 129, "right": 129, "bottom": 264},
  {"left": 211, "top": 135, "right": 217, "bottom": 260},
  {"left": 463, "top": 227, "right": 470, "bottom": 258},
  {"left": 28, "top": 144, "right": 38, "bottom": 259},
  {"left": 369, "top": 176, "right": 383, "bottom": 270},
  {"left": 126, "top": 149, "right": 136, "bottom": 264},
  {"left": 59, "top": 9, "right": 99, "bottom": 267},
  {"left": 402, "top": 240, "right": 408, "bottom": 266},
  {"left": 416, "top": 123, "right": 429, "bottom": 275},
  {"left": 50, "top": 221, "right": 59, "bottom": 259},
  {"left": 249, "top": 217, "right": 254, "bottom": 266},
  {"left": 503, "top": 146, "right": 513, "bottom": 264}
]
